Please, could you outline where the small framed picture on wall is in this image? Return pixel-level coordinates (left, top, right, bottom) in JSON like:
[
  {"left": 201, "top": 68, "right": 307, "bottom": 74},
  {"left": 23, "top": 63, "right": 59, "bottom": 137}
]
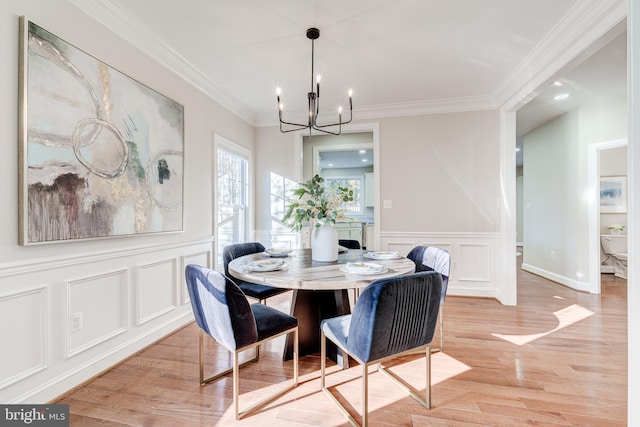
[{"left": 600, "top": 176, "right": 627, "bottom": 213}]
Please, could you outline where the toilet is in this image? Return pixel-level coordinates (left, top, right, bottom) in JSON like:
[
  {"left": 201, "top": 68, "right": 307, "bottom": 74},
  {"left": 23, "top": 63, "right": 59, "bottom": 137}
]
[{"left": 600, "top": 234, "right": 628, "bottom": 279}]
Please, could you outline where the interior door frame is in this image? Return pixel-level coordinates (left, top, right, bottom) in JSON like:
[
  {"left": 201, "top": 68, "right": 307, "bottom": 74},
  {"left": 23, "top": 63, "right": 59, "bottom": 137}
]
[
  {"left": 587, "top": 138, "right": 628, "bottom": 294},
  {"left": 294, "top": 122, "right": 380, "bottom": 249}
]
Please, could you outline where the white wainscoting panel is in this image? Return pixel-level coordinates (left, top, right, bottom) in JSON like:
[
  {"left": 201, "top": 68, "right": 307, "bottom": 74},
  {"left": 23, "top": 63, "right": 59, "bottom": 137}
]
[
  {"left": 136, "top": 259, "right": 178, "bottom": 325},
  {"left": 380, "top": 232, "right": 499, "bottom": 299},
  {"left": 0, "top": 285, "right": 48, "bottom": 389},
  {"left": 67, "top": 270, "right": 127, "bottom": 357},
  {"left": 458, "top": 243, "right": 491, "bottom": 282},
  {"left": 181, "top": 251, "right": 212, "bottom": 304},
  {"left": 0, "top": 238, "right": 211, "bottom": 404}
]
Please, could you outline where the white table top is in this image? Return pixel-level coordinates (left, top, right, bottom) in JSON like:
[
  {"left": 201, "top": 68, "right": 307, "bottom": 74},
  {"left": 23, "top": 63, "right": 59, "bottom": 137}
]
[{"left": 228, "top": 249, "right": 416, "bottom": 291}]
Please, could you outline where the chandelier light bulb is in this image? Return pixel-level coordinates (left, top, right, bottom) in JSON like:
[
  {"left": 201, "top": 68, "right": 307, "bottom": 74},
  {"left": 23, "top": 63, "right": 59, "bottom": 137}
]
[
  {"left": 348, "top": 89, "right": 353, "bottom": 97},
  {"left": 338, "top": 106, "right": 343, "bottom": 114},
  {"left": 279, "top": 102, "right": 284, "bottom": 111},
  {"left": 276, "top": 87, "right": 282, "bottom": 96},
  {"left": 316, "top": 74, "right": 322, "bottom": 83}
]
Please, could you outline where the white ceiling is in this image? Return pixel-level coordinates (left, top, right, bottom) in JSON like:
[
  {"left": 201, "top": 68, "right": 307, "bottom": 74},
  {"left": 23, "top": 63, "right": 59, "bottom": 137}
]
[
  {"left": 319, "top": 149, "right": 373, "bottom": 169},
  {"left": 72, "top": 0, "right": 626, "bottom": 142}
]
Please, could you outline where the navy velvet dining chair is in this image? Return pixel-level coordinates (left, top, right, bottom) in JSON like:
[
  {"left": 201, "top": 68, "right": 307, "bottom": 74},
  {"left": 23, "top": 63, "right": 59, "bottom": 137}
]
[
  {"left": 338, "top": 239, "right": 361, "bottom": 249},
  {"left": 223, "top": 242, "right": 289, "bottom": 304},
  {"left": 185, "top": 264, "right": 298, "bottom": 420},
  {"left": 320, "top": 271, "right": 442, "bottom": 427},
  {"left": 406, "top": 245, "right": 450, "bottom": 352}
]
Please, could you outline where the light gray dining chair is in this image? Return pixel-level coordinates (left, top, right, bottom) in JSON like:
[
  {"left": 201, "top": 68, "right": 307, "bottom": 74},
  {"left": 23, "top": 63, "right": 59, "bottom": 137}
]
[{"left": 406, "top": 245, "right": 450, "bottom": 352}]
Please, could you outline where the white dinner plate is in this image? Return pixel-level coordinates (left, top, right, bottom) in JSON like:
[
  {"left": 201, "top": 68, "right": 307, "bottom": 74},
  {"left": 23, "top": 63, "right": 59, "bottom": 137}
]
[
  {"left": 363, "top": 251, "right": 400, "bottom": 260},
  {"left": 340, "top": 261, "right": 388, "bottom": 275},
  {"left": 246, "top": 259, "right": 286, "bottom": 272},
  {"left": 265, "top": 248, "right": 292, "bottom": 257}
]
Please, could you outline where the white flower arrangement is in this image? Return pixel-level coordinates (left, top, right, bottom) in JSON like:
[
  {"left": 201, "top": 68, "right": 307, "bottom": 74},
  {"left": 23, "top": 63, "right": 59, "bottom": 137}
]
[{"left": 282, "top": 174, "right": 354, "bottom": 231}]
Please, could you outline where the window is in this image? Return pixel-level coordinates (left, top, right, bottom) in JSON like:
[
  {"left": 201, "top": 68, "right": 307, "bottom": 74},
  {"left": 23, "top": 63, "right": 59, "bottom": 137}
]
[
  {"left": 324, "top": 176, "right": 363, "bottom": 215},
  {"left": 215, "top": 140, "right": 249, "bottom": 269}
]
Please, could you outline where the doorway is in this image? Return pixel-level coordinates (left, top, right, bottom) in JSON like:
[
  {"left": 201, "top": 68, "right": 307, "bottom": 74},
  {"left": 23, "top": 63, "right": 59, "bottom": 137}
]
[
  {"left": 588, "top": 139, "right": 628, "bottom": 294},
  {"left": 295, "top": 122, "right": 380, "bottom": 249}
]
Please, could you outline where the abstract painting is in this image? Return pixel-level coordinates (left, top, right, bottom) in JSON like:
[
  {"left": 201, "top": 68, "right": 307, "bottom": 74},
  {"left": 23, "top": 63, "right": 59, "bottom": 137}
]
[
  {"left": 19, "top": 17, "right": 184, "bottom": 244},
  {"left": 600, "top": 176, "right": 626, "bottom": 213}
]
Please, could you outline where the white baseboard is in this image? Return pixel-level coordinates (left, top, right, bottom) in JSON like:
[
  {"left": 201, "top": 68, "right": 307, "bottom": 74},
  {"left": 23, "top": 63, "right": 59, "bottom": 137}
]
[{"left": 521, "top": 263, "right": 591, "bottom": 292}]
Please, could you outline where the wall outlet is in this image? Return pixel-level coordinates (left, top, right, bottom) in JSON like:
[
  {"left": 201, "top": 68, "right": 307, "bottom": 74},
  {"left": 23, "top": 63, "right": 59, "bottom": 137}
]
[
  {"left": 383, "top": 200, "right": 392, "bottom": 209},
  {"left": 71, "top": 312, "right": 83, "bottom": 332},
  {"left": 550, "top": 251, "right": 556, "bottom": 260}
]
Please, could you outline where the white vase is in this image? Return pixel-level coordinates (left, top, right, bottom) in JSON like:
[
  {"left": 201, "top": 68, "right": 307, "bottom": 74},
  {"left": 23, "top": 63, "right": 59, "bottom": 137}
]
[{"left": 311, "top": 223, "right": 338, "bottom": 262}]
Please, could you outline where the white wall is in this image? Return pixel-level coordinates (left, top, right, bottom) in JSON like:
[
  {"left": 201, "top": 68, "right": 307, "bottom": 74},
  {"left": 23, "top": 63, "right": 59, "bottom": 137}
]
[
  {"left": 522, "top": 111, "right": 581, "bottom": 285},
  {"left": 377, "top": 111, "right": 501, "bottom": 233},
  {"left": 0, "top": 0, "right": 253, "bottom": 403}
]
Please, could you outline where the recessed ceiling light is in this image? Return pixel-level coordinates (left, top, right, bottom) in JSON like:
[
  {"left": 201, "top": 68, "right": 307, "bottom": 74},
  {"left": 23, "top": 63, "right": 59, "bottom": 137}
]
[
  {"left": 554, "top": 93, "right": 569, "bottom": 101},
  {"left": 553, "top": 81, "right": 563, "bottom": 87},
  {"left": 359, "top": 149, "right": 366, "bottom": 154},
  {"left": 515, "top": 147, "right": 521, "bottom": 152},
  {"left": 327, "top": 163, "right": 334, "bottom": 167},
  {"left": 361, "top": 159, "right": 367, "bottom": 162}
]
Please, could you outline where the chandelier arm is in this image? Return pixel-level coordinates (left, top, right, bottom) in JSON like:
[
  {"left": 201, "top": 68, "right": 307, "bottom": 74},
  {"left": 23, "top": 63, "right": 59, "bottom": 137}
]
[
  {"left": 278, "top": 107, "right": 310, "bottom": 129},
  {"left": 312, "top": 107, "right": 353, "bottom": 128},
  {"left": 310, "top": 124, "right": 342, "bottom": 136},
  {"left": 279, "top": 119, "right": 312, "bottom": 129},
  {"left": 280, "top": 124, "right": 311, "bottom": 133}
]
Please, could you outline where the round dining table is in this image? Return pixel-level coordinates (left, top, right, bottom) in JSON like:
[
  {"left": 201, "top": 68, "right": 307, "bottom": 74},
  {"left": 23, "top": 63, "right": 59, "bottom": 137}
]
[{"left": 227, "top": 248, "right": 416, "bottom": 367}]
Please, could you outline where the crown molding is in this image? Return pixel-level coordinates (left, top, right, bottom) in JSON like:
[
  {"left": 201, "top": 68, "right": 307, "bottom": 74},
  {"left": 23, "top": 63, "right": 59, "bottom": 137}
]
[
  {"left": 67, "top": 0, "right": 257, "bottom": 125},
  {"left": 493, "top": 0, "right": 627, "bottom": 110},
  {"left": 68, "top": 0, "right": 626, "bottom": 128}
]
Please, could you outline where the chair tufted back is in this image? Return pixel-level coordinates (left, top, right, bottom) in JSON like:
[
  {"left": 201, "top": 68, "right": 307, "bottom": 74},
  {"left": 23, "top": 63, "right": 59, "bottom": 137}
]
[
  {"left": 185, "top": 264, "right": 258, "bottom": 351},
  {"left": 346, "top": 271, "right": 442, "bottom": 363},
  {"left": 406, "top": 246, "right": 450, "bottom": 303}
]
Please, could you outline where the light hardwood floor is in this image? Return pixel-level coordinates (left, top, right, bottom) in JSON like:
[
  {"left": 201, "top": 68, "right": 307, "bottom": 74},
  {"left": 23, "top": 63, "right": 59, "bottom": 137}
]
[{"left": 57, "top": 261, "right": 628, "bottom": 426}]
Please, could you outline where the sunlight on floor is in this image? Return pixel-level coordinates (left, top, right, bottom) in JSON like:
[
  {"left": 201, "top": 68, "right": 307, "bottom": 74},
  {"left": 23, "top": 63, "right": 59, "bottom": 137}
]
[
  {"left": 431, "top": 351, "right": 472, "bottom": 385},
  {"left": 491, "top": 304, "right": 595, "bottom": 346}
]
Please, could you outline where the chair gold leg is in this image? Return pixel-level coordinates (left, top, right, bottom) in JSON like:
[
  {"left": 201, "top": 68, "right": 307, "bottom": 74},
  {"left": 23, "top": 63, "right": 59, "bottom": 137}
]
[
  {"left": 321, "top": 331, "right": 326, "bottom": 389},
  {"left": 362, "top": 363, "right": 369, "bottom": 427},
  {"left": 293, "top": 328, "right": 299, "bottom": 384},
  {"left": 198, "top": 327, "right": 297, "bottom": 419},
  {"left": 236, "top": 327, "right": 299, "bottom": 419},
  {"left": 378, "top": 345, "right": 432, "bottom": 410},
  {"left": 425, "top": 345, "right": 431, "bottom": 409},
  {"left": 233, "top": 350, "right": 240, "bottom": 420},
  {"left": 199, "top": 329, "right": 259, "bottom": 385},
  {"left": 439, "top": 306, "right": 444, "bottom": 350},
  {"left": 430, "top": 306, "right": 444, "bottom": 353},
  {"left": 321, "top": 331, "right": 360, "bottom": 427}
]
